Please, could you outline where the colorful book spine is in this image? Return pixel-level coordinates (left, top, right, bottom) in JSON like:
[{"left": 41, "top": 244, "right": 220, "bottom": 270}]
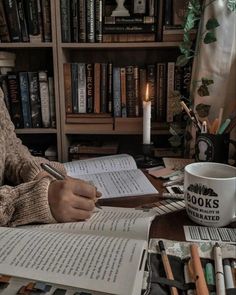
[
  {"left": 94, "top": 62, "right": 100, "bottom": 113},
  {"left": 63, "top": 63, "right": 72, "bottom": 114},
  {"left": 19, "top": 71, "right": 32, "bottom": 128},
  {"left": 71, "top": 63, "right": 78, "bottom": 113},
  {"left": 86, "top": 63, "right": 94, "bottom": 113},
  {"left": 112, "top": 67, "right": 121, "bottom": 117},
  {"left": 100, "top": 63, "right": 107, "bottom": 113},
  {"left": 77, "top": 63, "right": 86, "bottom": 113}
]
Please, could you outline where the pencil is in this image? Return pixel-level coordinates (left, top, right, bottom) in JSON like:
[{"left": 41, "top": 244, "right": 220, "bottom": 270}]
[
  {"left": 190, "top": 243, "right": 209, "bottom": 295},
  {"left": 41, "top": 163, "right": 102, "bottom": 209},
  {"left": 158, "top": 240, "right": 179, "bottom": 295}
]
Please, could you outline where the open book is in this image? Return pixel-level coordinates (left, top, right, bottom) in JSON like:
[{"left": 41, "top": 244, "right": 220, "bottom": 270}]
[
  {"left": 0, "top": 206, "right": 157, "bottom": 295},
  {"left": 64, "top": 154, "right": 158, "bottom": 199}
]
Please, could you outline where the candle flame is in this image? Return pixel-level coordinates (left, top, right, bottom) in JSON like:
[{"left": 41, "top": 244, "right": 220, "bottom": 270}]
[{"left": 145, "top": 83, "right": 149, "bottom": 102}]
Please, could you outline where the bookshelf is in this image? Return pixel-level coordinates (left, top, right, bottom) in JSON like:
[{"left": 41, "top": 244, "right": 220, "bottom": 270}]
[
  {"left": 0, "top": 0, "right": 62, "bottom": 160},
  {"left": 0, "top": 0, "right": 191, "bottom": 162}
]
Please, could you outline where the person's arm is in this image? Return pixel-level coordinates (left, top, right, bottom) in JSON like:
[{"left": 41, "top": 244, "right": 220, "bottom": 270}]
[{"left": 0, "top": 88, "right": 66, "bottom": 184}]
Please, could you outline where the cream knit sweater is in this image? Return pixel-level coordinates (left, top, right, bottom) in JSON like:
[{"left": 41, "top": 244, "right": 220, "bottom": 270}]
[{"left": 0, "top": 88, "right": 66, "bottom": 227}]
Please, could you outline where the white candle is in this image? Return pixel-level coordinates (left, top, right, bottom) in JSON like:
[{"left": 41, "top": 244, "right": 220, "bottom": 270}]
[{"left": 143, "top": 84, "right": 151, "bottom": 144}]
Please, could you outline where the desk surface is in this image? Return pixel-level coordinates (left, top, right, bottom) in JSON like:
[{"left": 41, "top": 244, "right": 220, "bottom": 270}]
[{"left": 99, "top": 173, "right": 236, "bottom": 241}]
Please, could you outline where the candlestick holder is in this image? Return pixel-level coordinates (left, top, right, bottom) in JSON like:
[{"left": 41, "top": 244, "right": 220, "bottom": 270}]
[{"left": 135, "top": 143, "right": 163, "bottom": 168}]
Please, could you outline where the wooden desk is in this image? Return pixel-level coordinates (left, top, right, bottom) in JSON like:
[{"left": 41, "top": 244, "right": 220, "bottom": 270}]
[{"left": 100, "top": 173, "right": 236, "bottom": 241}]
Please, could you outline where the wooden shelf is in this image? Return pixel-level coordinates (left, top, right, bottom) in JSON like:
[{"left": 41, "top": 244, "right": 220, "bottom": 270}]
[{"left": 0, "top": 43, "right": 53, "bottom": 48}]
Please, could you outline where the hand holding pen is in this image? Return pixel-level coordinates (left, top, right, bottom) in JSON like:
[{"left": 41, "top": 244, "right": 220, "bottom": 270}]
[{"left": 41, "top": 163, "right": 102, "bottom": 222}]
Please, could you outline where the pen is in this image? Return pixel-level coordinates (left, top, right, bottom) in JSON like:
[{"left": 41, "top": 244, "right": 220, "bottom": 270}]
[
  {"left": 184, "top": 261, "right": 195, "bottom": 295},
  {"left": 223, "top": 259, "right": 234, "bottom": 290},
  {"left": 180, "top": 101, "right": 201, "bottom": 131},
  {"left": 158, "top": 240, "right": 179, "bottom": 295},
  {"left": 213, "top": 243, "right": 225, "bottom": 295},
  {"left": 205, "top": 262, "right": 216, "bottom": 295},
  {"left": 190, "top": 243, "right": 209, "bottom": 295},
  {"left": 41, "top": 163, "right": 102, "bottom": 209},
  {"left": 41, "top": 163, "right": 64, "bottom": 180},
  {"left": 217, "top": 118, "right": 231, "bottom": 134}
]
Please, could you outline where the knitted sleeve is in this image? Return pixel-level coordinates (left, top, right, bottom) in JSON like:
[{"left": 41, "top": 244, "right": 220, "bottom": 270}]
[
  {"left": 0, "top": 177, "right": 56, "bottom": 227},
  {"left": 0, "top": 88, "right": 66, "bottom": 184}
]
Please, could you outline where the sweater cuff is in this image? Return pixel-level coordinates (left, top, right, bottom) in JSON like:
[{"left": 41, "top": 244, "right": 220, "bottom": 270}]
[
  {"left": 11, "top": 177, "right": 56, "bottom": 227},
  {"left": 22, "top": 157, "right": 67, "bottom": 182}
]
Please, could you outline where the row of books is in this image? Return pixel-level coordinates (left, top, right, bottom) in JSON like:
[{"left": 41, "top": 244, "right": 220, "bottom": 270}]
[
  {"left": 0, "top": 0, "right": 51, "bottom": 43},
  {"left": 60, "top": 0, "right": 190, "bottom": 43},
  {"left": 63, "top": 61, "right": 192, "bottom": 122},
  {"left": 0, "top": 71, "right": 56, "bottom": 128}
]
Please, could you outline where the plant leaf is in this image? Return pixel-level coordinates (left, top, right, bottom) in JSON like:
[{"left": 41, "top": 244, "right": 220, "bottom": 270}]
[
  {"left": 227, "top": 0, "right": 236, "bottom": 11},
  {"left": 197, "top": 84, "right": 210, "bottom": 96},
  {"left": 204, "top": 32, "right": 217, "bottom": 44},
  {"left": 201, "top": 77, "right": 214, "bottom": 86},
  {"left": 195, "top": 104, "right": 211, "bottom": 118},
  {"left": 176, "top": 55, "right": 190, "bottom": 67},
  {"left": 185, "top": 11, "right": 197, "bottom": 31},
  {"left": 206, "top": 18, "right": 220, "bottom": 30}
]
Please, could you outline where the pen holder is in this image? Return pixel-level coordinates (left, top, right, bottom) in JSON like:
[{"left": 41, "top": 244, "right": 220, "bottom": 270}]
[{"left": 195, "top": 133, "right": 230, "bottom": 163}]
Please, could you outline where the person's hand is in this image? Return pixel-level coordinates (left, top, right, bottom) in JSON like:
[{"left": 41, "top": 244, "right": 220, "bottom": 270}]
[{"left": 48, "top": 177, "right": 101, "bottom": 222}]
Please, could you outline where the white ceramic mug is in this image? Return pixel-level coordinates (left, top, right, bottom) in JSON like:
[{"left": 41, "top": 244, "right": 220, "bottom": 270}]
[{"left": 184, "top": 162, "right": 236, "bottom": 227}]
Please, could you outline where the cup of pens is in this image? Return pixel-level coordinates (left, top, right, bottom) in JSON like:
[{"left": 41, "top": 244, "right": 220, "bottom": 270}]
[{"left": 195, "top": 132, "right": 230, "bottom": 163}]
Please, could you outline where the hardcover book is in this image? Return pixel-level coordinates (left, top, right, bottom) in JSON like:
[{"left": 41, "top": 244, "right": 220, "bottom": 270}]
[
  {"left": 28, "top": 71, "right": 42, "bottom": 128},
  {"left": 19, "top": 71, "right": 32, "bottom": 128},
  {"left": 86, "top": 63, "right": 94, "bottom": 113},
  {"left": 0, "top": 0, "right": 10, "bottom": 42},
  {"left": 63, "top": 63, "right": 72, "bottom": 114},
  {"left": 60, "top": 0, "right": 71, "bottom": 42},
  {"left": 38, "top": 70, "right": 50, "bottom": 128},
  {"left": 4, "top": 0, "right": 22, "bottom": 42},
  {"left": 77, "top": 63, "right": 86, "bottom": 113}
]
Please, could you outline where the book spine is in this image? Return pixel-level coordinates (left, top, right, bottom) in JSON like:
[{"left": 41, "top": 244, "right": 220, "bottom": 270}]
[
  {"left": 38, "top": 70, "right": 50, "bottom": 127},
  {"left": 60, "top": 0, "right": 71, "bottom": 42},
  {"left": 7, "top": 72, "right": 23, "bottom": 128},
  {"left": 148, "top": 0, "right": 155, "bottom": 16},
  {"left": 172, "top": 0, "right": 188, "bottom": 26},
  {"left": 36, "top": 0, "right": 43, "bottom": 40},
  {"left": 155, "top": 0, "right": 164, "bottom": 41},
  {"left": 94, "top": 62, "right": 100, "bottom": 113},
  {"left": 71, "top": 0, "right": 79, "bottom": 42},
  {"left": 120, "top": 67, "right": 127, "bottom": 117},
  {"left": 156, "top": 63, "right": 166, "bottom": 122},
  {"left": 77, "top": 63, "right": 86, "bottom": 113},
  {"left": 147, "top": 64, "right": 156, "bottom": 121},
  {"left": 0, "top": 0, "right": 11, "bottom": 42},
  {"left": 139, "top": 68, "right": 147, "bottom": 116},
  {"left": 78, "top": 0, "right": 86, "bottom": 42},
  {"left": 86, "top": 63, "right": 94, "bottom": 113},
  {"left": 107, "top": 62, "right": 113, "bottom": 114},
  {"left": 133, "top": 65, "right": 139, "bottom": 117},
  {"left": 104, "top": 16, "right": 155, "bottom": 25},
  {"left": 4, "top": 0, "right": 22, "bottom": 42},
  {"left": 181, "top": 64, "right": 192, "bottom": 99},
  {"left": 71, "top": 63, "right": 78, "bottom": 113},
  {"left": 126, "top": 65, "right": 136, "bottom": 117},
  {"left": 25, "top": 0, "right": 42, "bottom": 42},
  {"left": 102, "top": 24, "right": 155, "bottom": 34},
  {"left": 28, "top": 71, "right": 42, "bottom": 127},
  {"left": 166, "top": 62, "right": 175, "bottom": 123},
  {"left": 0, "top": 74, "right": 10, "bottom": 111},
  {"left": 17, "top": 0, "right": 29, "bottom": 42},
  {"left": 86, "top": 0, "right": 95, "bottom": 43},
  {"left": 19, "top": 71, "right": 32, "bottom": 128},
  {"left": 95, "top": 0, "right": 102, "bottom": 43},
  {"left": 48, "top": 76, "right": 56, "bottom": 128},
  {"left": 102, "top": 33, "right": 155, "bottom": 42},
  {"left": 40, "top": 0, "right": 52, "bottom": 42},
  {"left": 63, "top": 63, "right": 72, "bottom": 114},
  {"left": 100, "top": 63, "right": 107, "bottom": 113},
  {"left": 164, "top": 0, "right": 172, "bottom": 26},
  {"left": 112, "top": 67, "right": 121, "bottom": 117}
]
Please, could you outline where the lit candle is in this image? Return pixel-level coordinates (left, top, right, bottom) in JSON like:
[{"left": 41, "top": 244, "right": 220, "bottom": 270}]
[{"left": 143, "top": 84, "right": 151, "bottom": 144}]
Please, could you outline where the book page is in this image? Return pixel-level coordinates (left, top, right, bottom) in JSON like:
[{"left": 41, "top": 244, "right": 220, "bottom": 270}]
[
  {"left": 72, "top": 169, "right": 158, "bottom": 198},
  {"left": 64, "top": 154, "right": 137, "bottom": 176},
  {"left": 0, "top": 227, "right": 147, "bottom": 295},
  {"left": 23, "top": 206, "right": 156, "bottom": 241}
]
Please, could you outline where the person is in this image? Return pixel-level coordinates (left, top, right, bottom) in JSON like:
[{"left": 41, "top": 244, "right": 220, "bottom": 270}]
[{"left": 0, "top": 88, "right": 100, "bottom": 227}]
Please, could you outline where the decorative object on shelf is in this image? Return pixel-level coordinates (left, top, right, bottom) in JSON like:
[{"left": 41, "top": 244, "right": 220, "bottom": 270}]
[
  {"left": 111, "top": 0, "right": 130, "bottom": 16},
  {"left": 0, "top": 51, "right": 16, "bottom": 74}
]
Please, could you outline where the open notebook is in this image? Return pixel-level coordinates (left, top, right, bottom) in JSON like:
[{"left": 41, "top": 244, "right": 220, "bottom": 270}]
[{"left": 64, "top": 154, "right": 158, "bottom": 199}]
